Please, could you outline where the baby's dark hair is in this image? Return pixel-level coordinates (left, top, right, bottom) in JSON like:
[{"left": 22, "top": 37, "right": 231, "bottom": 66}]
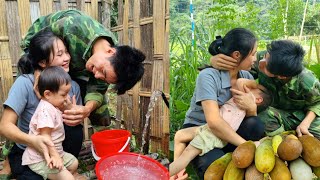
[
  {"left": 110, "top": 45, "right": 145, "bottom": 95},
  {"left": 38, "top": 66, "right": 71, "bottom": 97},
  {"left": 208, "top": 28, "right": 257, "bottom": 62},
  {"left": 256, "top": 86, "right": 272, "bottom": 113}
]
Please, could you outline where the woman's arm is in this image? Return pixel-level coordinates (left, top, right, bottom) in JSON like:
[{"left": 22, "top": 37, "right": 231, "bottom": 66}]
[
  {"left": 39, "top": 127, "right": 63, "bottom": 170},
  {"left": 0, "top": 108, "right": 53, "bottom": 161},
  {"left": 0, "top": 108, "right": 31, "bottom": 145},
  {"left": 235, "top": 78, "right": 258, "bottom": 92},
  {"left": 202, "top": 100, "right": 246, "bottom": 146}
]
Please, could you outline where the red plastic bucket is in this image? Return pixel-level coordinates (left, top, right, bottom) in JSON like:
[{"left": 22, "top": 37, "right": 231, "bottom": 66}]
[
  {"left": 91, "top": 129, "right": 131, "bottom": 160},
  {"left": 95, "top": 152, "right": 169, "bottom": 180}
]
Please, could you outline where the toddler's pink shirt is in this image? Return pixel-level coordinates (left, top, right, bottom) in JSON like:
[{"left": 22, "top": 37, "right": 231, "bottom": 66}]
[{"left": 22, "top": 100, "right": 65, "bottom": 165}]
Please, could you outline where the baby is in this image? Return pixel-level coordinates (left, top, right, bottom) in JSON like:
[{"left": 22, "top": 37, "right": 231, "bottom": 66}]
[{"left": 22, "top": 66, "right": 82, "bottom": 180}]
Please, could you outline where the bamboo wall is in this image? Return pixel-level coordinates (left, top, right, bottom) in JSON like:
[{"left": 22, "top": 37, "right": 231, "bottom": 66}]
[
  {"left": 0, "top": 0, "right": 170, "bottom": 155},
  {"left": 113, "top": 0, "right": 170, "bottom": 155}
]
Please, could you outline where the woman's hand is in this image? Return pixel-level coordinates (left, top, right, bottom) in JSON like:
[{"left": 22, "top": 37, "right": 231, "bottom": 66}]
[
  {"left": 29, "top": 135, "right": 54, "bottom": 165},
  {"left": 231, "top": 86, "right": 257, "bottom": 116},
  {"left": 210, "top": 54, "right": 238, "bottom": 70},
  {"left": 48, "top": 155, "right": 64, "bottom": 170}
]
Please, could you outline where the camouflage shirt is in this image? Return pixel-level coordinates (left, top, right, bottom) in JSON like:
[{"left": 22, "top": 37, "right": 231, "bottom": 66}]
[
  {"left": 21, "top": 10, "right": 118, "bottom": 106},
  {"left": 258, "top": 68, "right": 320, "bottom": 117}
]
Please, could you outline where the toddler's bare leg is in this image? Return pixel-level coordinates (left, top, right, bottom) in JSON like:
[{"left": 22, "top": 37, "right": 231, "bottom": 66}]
[
  {"left": 174, "top": 127, "right": 198, "bottom": 160},
  {"left": 0, "top": 157, "right": 11, "bottom": 175},
  {"left": 66, "top": 159, "right": 78, "bottom": 174},
  {"left": 170, "top": 144, "right": 201, "bottom": 176},
  {"left": 47, "top": 168, "right": 75, "bottom": 180}
]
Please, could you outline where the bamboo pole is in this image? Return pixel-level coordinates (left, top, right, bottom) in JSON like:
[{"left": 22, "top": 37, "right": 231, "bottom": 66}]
[
  {"left": 122, "top": 0, "right": 129, "bottom": 44},
  {"left": 101, "top": 0, "right": 111, "bottom": 29},
  {"left": 149, "top": 0, "right": 166, "bottom": 154},
  {"left": 39, "top": 0, "right": 53, "bottom": 16},
  {"left": 131, "top": 0, "right": 141, "bottom": 150},
  {"left": 90, "top": 0, "right": 98, "bottom": 20},
  {"left": 60, "top": 0, "right": 69, "bottom": 10},
  {"left": 17, "top": 0, "right": 31, "bottom": 37},
  {"left": 299, "top": 0, "right": 309, "bottom": 41},
  {"left": 162, "top": 0, "right": 170, "bottom": 156},
  {"left": 6, "top": 1, "right": 21, "bottom": 66},
  {"left": 76, "top": 0, "right": 85, "bottom": 11}
]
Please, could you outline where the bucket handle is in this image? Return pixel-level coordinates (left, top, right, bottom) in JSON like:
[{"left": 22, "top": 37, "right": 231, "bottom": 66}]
[{"left": 91, "top": 136, "right": 131, "bottom": 161}]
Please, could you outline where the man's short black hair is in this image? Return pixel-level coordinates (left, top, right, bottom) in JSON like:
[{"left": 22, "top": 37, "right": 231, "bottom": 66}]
[
  {"left": 111, "top": 45, "right": 145, "bottom": 95},
  {"left": 266, "top": 40, "right": 305, "bottom": 77}
]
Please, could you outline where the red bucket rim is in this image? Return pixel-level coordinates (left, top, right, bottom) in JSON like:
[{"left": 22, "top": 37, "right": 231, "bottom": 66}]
[
  {"left": 91, "top": 129, "right": 131, "bottom": 142},
  {"left": 95, "top": 152, "right": 169, "bottom": 180}
]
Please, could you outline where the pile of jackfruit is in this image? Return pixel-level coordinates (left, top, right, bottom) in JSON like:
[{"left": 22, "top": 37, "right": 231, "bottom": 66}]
[{"left": 204, "top": 132, "right": 320, "bottom": 180}]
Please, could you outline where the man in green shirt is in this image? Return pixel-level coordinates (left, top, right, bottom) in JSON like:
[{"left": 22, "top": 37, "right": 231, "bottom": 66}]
[
  {"left": 21, "top": 10, "right": 145, "bottom": 126},
  {"left": 211, "top": 40, "right": 320, "bottom": 139}
]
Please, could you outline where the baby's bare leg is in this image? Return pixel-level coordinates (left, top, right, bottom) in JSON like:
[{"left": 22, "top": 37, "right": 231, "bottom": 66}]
[
  {"left": 174, "top": 127, "right": 199, "bottom": 160},
  {"left": 47, "top": 168, "right": 75, "bottom": 180},
  {"left": 66, "top": 159, "right": 78, "bottom": 174},
  {"left": 170, "top": 144, "right": 201, "bottom": 176}
]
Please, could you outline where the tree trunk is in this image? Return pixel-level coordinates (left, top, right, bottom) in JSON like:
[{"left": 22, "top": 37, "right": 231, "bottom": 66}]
[
  {"left": 283, "top": 0, "right": 289, "bottom": 39},
  {"left": 299, "top": 0, "right": 309, "bottom": 41}
]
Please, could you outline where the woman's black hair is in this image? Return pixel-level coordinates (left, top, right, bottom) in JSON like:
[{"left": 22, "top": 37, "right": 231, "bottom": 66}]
[
  {"left": 199, "top": 28, "right": 256, "bottom": 71},
  {"left": 208, "top": 28, "right": 256, "bottom": 60},
  {"left": 17, "top": 27, "right": 65, "bottom": 74}
]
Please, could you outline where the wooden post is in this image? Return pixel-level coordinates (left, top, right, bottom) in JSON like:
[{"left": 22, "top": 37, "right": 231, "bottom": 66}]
[{"left": 101, "top": 0, "right": 111, "bottom": 29}]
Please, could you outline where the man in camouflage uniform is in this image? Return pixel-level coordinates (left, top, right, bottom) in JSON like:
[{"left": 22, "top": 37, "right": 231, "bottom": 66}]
[
  {"left": 257, "top": 40, "right": 320, "bottom": 139},
  {"left": 21, "top": 10, "right": 145, "bottom": 126},
  {"left": 211, "top": 40, "right": 320, "bottom": 139}
]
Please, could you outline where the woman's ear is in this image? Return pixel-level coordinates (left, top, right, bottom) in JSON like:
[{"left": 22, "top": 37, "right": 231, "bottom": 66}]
[
  {"left": 38, "top": 60, "right": 47, "bottom": 68},
  {"left": 255, "top": 97, "right": 263, "bottom": 104},
  {"left": 231, "top": 51, "right": 241, "bottom": 61}
]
